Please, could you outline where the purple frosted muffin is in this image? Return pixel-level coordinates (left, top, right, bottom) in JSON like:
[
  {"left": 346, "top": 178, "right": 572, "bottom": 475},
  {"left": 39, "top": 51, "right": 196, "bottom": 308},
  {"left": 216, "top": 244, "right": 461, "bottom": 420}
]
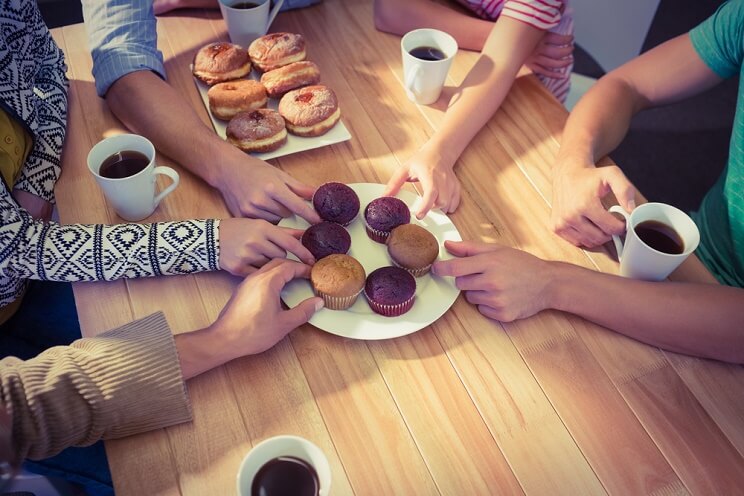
[
  {"left": 364, "top": 266, "right": 416, "bottom": 317},
  {"left": 301, "top": 221, "right": 351, "bottom": 260},
  {"left": 312, "top": 182, "right": 360, "bottom": 226},
  {"left": 364, "top": 197, "right": 411, "bottom": 243}
]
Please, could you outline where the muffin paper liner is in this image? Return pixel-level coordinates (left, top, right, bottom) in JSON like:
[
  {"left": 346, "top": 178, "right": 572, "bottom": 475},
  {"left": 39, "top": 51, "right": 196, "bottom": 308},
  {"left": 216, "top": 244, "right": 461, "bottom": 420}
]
[
  {"left": 364, "top": 292, "right": 415, "bottom": 317},
  {"left": 314, "top": 288, "right": 362, "bottom": 310},
  {"left": 364, "top": 221, "right": 390, "bottom": 244},
  {"left": 391, "top": 259, "right": 432, "bottom": 277}
]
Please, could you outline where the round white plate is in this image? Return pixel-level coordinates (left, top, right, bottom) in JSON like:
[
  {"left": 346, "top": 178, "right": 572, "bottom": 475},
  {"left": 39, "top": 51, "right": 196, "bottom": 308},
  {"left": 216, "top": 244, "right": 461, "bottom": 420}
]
[{"left": 280, "top": 183, "right": 461, "bottom": 340}]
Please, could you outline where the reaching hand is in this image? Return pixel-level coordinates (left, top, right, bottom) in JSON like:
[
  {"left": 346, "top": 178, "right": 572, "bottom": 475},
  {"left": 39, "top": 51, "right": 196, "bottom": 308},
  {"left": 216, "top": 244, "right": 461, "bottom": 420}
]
[
  {"left": 210, "top": 259, "right": 323, "bottom": 357},
  {"left": 551, "top": 162, "right": 636, "bottom": 247},
  {"left": 218, "top": 218, "right": 315, "bottom": 276},
  {"left": 432, "top": 240, "right": 553, "bottom": 322},
  {"left": 215, "top": 154, "right": 321, "bottom": 224},
  {"left": 525, "top": 32, "right": 574, "bottom": 78},
  {"left": 384, "top": 143, "right": 461, "bottom": 219}
]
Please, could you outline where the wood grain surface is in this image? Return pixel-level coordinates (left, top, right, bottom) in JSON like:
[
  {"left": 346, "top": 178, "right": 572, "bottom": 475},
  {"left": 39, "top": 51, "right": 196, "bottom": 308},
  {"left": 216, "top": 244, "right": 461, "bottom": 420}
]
[{"left": 51, "top": 1, "right": 744, "bottom": 494}]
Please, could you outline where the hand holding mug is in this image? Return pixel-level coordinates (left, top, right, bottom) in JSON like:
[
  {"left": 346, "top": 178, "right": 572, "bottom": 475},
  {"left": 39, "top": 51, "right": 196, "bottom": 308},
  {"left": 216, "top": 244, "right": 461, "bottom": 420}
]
[{"left": 608, "top": 202, "right": 700, "bottom": 281}]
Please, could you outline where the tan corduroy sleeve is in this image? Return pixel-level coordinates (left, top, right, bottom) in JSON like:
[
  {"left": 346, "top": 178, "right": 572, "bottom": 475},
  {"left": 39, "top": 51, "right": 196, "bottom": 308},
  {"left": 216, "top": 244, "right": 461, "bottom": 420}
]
[{"left": 0, "top": 312, "right": 192, "bottom": 462}]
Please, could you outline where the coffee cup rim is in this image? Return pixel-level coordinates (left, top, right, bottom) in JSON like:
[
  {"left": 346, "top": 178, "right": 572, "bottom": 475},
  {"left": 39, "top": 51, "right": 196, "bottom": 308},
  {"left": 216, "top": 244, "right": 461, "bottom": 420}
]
[
  {"left": 87, "top": 134, "right": 155, "bottom": 182},
  {"left": 627, "top": 202, "right": 700, "bottom": 257},
  {"left": 401, "top": 28, "right": 458, "bottom": 61}
]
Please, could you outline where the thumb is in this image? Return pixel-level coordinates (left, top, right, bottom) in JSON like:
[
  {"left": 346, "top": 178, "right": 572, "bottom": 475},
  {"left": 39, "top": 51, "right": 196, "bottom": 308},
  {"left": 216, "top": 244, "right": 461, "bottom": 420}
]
[
  {"left": 604, "top": 167, "right": 636, "bottom": 212},
  {"left": 282, "top": 296, "right": 324, "bottom": 329},
  {"left": 384, "top": 167, "right": 410, "bottom": 197},
  {"left": 444, "top": 239, "right": 502, "bottom": 257}
]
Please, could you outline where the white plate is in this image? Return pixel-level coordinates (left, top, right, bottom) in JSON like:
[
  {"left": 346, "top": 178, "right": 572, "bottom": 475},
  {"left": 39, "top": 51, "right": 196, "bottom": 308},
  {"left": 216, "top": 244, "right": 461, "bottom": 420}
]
[
  {"left": 280, "top": 183, "right": 461, "bottom": 340},
  {"left": 192, "top": 71, "right": 351, "bottom": 160}
]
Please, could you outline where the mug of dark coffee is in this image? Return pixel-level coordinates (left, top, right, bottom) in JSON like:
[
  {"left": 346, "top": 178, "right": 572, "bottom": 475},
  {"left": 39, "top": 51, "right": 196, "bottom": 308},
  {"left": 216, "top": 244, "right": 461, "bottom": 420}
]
[
  {"left": 609, "top": 202, "right": 700, "bottom": 281},
  {"left": 87, "top": 134, "right": 180, "bottom": 221},
  {"left": 236, "top": 435, "right": 331, "bottom": 496}
]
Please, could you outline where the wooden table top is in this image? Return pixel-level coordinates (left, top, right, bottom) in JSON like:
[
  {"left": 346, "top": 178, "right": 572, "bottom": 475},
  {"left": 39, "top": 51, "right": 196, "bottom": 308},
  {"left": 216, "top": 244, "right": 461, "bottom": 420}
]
[{"left": 51, "top": 1, "right": 744, "bottom": 494}]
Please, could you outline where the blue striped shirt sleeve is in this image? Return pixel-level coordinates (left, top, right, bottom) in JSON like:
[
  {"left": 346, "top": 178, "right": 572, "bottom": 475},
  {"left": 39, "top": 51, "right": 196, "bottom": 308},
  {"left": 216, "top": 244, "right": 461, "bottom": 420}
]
[{"left": 82, "top": 0, "right": 166, "bottom": 97}]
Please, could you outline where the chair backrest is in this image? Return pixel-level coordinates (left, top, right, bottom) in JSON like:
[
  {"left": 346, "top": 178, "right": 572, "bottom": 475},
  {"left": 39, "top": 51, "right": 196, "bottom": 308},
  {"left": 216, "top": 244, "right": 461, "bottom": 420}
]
[{"left": 571, "top": 0, "right": 661, "bottom": 72}]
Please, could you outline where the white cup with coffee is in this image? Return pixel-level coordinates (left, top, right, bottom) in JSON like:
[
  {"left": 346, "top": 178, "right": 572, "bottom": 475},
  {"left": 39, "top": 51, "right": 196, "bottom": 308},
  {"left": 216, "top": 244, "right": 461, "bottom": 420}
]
[
  {"left": 609, "top": 202, "right": 700, "bottom": 281},
  {"left": 236, "top": 435, "right": 331, "bottom": 496},
  {"left": 219, "top": 0, "right": 285, "bottom": 47},
  {"left": 87, "top": 134, "right": 180, "bottom": 222},
  {"left": 401, "top": 28, "right": 458, "bottom": 105}
]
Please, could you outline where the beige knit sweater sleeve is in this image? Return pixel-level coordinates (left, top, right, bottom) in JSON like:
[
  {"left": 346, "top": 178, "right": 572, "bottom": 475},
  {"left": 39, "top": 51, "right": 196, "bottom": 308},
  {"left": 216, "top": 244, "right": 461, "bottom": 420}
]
[{"left": 0, "top": 312, "right": 192, "bottom": 462}]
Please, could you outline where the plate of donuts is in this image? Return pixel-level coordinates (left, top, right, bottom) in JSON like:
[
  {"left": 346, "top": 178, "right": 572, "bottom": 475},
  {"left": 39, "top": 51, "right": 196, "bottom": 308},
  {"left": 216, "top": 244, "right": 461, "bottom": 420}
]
[
  {"left": 279, "top": 183, "right": 462, "bottom": 341},
  {"left": 192, "top": 34, "right": 351, "bottom": 160}
]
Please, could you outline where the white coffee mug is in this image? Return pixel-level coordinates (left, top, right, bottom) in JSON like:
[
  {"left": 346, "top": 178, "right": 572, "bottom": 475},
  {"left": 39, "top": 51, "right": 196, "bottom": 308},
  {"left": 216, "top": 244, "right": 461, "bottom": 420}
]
[
  {"left": 236, "top": 435, "right": 331, "bottom": 496},
  {"left": 609, "top": 202, "right": 700, "bottom": 281},
  {"left": 219, "top": 0, "right": 284, "bottom": 47},
  {"left": 401, "top": 28, "right": 458, "bottom": 105},
  {"left": 87, "top": 134, "right": 180, "bottom": 222}
]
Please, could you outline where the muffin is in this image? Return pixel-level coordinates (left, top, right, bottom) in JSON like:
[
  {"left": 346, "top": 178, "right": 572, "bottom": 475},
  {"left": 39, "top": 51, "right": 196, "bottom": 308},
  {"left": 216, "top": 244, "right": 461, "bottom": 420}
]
[
  {"left": 364, "top": 266, "right": 416, "bottom": 317},
  {"left": 312, "top": 182, "right": 360, "bottom": 226},
  {"left": 301, "top": 222, "right": 352, "bottom": 260},
  {"left": 364, "top": 197, "right": 411, "bottom": 243},
  {"left": 310, "top": 254, "right": 366, "bottom": 310},
  {"left": 387, "top": 224, "right": 439, "bottom": 277}
]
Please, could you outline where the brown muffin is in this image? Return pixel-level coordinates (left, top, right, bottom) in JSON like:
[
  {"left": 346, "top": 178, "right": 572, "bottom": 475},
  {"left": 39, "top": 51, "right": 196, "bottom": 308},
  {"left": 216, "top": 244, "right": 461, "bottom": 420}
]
[
  {"left": 310, "top": 254, "right": 366, "bottom": 310},
  {"left": 387, "top": 224, "right": 439, "bottom": 277}
]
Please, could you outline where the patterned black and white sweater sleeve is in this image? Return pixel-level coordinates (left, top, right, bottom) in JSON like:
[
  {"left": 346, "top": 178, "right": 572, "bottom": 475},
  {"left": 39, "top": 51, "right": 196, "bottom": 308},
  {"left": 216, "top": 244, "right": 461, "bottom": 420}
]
[{"left": 0, "top": 188, "right": 220, "bottom": 307}]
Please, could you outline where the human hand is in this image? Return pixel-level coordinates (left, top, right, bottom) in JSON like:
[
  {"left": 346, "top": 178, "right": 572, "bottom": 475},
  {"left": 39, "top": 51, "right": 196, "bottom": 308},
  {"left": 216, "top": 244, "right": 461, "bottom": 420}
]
[
  {"left": 12, "top": 189, "right": 53, "bottom": 221},
  {"left": 384, "top": 143, "right": 461, "bottom": 219},
  {"left": 218, "top": 218, "right": 315, "bottom": 276},
  {"left": 525, "top": 32, "right": 574, "bottom": 78},
  {"left": 432, "top": 240, "right": 554, "bottom": 322},
  {"left": 214, "top": 153, "right": 320, "bottom": 224},
  {"left": 551, "top": 160, "right": 636, "bottom": 248},
  {"left": 210, "top": 259, "right": 323, "bottom": 358}
]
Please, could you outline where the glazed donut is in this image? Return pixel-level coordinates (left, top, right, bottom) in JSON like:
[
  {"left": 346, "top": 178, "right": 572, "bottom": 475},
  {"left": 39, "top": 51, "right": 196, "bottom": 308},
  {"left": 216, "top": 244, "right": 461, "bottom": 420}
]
[
  {"left": 248, "top": 32, "right": 306, "bottom": 72},
  {"left": 260, "top": 61, "right": 321, "bottom": 98},
  {"left": 193, "top": 42, "right": 251, "bottom": 85},
  {"left": 208, "top": 80, "right": 268, "bottom": 120},
  {"left": 278, "top": 85, "right": 340, "bottom": 137},
  {"left": 226, "top": 109, "right": 287, "bottom": 153}
]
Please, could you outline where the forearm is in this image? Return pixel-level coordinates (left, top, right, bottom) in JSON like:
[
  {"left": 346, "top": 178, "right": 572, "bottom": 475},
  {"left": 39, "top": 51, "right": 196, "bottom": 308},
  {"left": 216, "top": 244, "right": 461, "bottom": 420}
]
[
  {"left": 374, "top": 0, "right": 492, "bottom": 51},
  {"left": 106, "top": 70, "right": 257, "bottom": 188},
  {"left": 548, "top": 263, "right": 744, "bottom": 363},
  {"left": 175, "top": 324, "right": 235, "bottom": 380},
  {"left": 556, "top": 77, "right": 642, "bottom": 169},
  {"left": 428, "top": 19, "right": 543, "bottom": 166}
]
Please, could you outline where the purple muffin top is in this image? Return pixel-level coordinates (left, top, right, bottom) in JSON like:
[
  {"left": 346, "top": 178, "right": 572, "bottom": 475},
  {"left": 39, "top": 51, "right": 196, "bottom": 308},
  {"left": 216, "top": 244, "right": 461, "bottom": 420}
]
[
  {"left": 364, "top": 266, "right": 416, "bottom": 305},
  {"left": 364, "top": 197, "right": 411, "bottom": 232},
  {"left": 301, "top": 222, "right": 351, "bottom": 260},
  {"left": 312, "top": 182, "right": 360, "bottom": 225}
]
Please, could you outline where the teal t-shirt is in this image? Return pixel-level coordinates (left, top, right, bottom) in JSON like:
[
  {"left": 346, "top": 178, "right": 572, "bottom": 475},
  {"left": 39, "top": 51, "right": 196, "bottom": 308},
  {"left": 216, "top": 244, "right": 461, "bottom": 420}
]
[{"left": 689, "top": 0, "right": 744, "bottom": 287}]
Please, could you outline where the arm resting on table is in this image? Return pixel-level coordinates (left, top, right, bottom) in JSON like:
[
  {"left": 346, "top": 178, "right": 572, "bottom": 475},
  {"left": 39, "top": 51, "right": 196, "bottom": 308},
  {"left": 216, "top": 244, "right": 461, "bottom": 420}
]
[{"left": 548, "top": 263, "right": 744, "bottom": 364}]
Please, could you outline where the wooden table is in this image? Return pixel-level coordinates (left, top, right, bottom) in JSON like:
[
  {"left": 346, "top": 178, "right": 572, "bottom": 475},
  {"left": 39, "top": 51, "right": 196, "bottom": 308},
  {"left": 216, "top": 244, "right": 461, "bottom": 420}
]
[{"left": 51, "top": 2, "right": 744, "bottom": 494}]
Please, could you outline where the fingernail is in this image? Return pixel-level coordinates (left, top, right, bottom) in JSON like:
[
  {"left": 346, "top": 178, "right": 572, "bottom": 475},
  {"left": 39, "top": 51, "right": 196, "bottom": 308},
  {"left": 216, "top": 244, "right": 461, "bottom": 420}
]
[{"left": 315, "top": 299, "right": 325, "bottom": 311}]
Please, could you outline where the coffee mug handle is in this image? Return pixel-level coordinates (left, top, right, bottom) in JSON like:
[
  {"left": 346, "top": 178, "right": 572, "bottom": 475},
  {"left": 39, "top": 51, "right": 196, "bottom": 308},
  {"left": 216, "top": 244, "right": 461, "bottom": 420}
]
[
  {"left": 404, "top": 65, "right": 421, "bottom": 99},
  {"left": 264, "top": 0, "right": 284, "bottom": 34},
  {"left": 608, "top": 205, "right": 630, "bottom": 260},
  {"left": 153, "top": 166, "right": 180, "bottom": 207}
]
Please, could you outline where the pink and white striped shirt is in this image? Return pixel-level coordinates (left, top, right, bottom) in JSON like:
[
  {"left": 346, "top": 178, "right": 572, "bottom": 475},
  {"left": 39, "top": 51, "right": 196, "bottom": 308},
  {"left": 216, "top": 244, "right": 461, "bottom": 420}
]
[{"left": 455, "top": 0, "right": 574, "bottom": 102}]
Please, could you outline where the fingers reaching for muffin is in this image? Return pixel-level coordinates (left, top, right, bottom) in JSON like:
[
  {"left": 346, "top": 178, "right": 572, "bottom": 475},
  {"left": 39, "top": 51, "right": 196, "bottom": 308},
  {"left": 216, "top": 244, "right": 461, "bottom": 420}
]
[{"left": 193, "top": 32, "right": 342, "bottom": 152}]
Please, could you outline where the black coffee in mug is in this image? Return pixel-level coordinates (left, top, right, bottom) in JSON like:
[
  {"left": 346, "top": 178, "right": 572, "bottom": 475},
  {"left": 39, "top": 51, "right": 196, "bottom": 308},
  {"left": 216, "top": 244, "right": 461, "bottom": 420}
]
[
  {"left": 251, "top": 456, "right": 319, "bottom": 496},
  {"left": 634, "top": 220, "right": 684, "bottom": 254},
  {"left": 231, "top": 1, "right": 261, "bottom": 8},
  {"left": 409, "top": 45, "right": 446, "bottom": 61},
  {"left": 99, "top": 150, "right": 150, "bottom": 179}
]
